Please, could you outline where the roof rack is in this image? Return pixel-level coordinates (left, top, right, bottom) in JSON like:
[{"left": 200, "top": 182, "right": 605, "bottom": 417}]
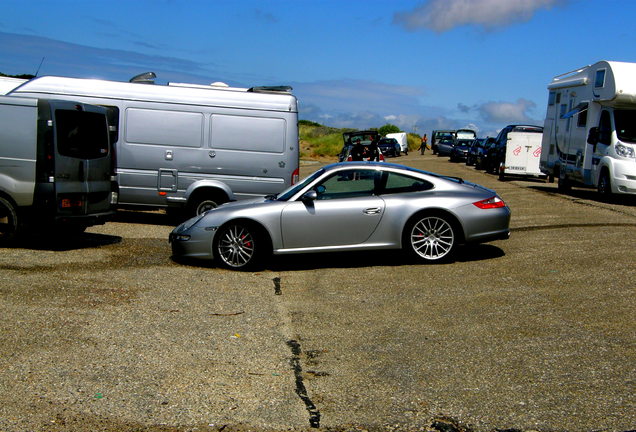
[{"left": 248, "top": 86, "right": 293, "bottom": 94}]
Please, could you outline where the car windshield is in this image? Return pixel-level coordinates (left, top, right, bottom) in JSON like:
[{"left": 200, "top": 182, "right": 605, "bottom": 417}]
[
  {"left": 275, "top": 168, "right": 325, "bottom": 201},
  {"left": 614, "top": 110, "right": 636, "bottom": 143}
]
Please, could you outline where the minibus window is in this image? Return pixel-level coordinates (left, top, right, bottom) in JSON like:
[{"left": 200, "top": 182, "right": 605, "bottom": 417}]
[{"left": 56, "top": 110, "right": 109, "bottom": 159}]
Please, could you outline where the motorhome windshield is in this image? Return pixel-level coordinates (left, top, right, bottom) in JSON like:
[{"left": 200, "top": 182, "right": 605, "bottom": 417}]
[
  {"left": 614, "top": 110, "right": 636, "bottom": 144},
  {"left": 56, "top": 110, "right": 109, "bottom": 159}
]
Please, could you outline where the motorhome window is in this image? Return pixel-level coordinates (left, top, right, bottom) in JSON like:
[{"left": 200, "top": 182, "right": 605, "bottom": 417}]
[
  {"left": 55, "top": 110, "right": 109, "bottom": 159},
  {"left": 548, "top": 92, "right": 556, "bottom": 106},
  {"left": 210, "top": 114, "right": 285, "bottom": 153},
  {"left": 599, "top": 110, "right": 612, "bottom": 145},
  {"left": 595, "top": 69, "right": 606, "bottom": 88},
  {"left": 614, "top": 110, "right": 636, "bottom": 143},
  {"left": 555, "top": 93, "right": 561, "bottom": 104},
  {"left": 577, "top": 103, "right": 588, "bottom": 128},
  {"left": 126, "top": 108, "right": 203, "bottom": 147},
  {"left": 559, "top": 104, "right": 567, "bottom": 119}
]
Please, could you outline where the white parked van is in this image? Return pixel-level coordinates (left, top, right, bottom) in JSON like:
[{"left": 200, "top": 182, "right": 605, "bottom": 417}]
[
  {"left": 0, "top": 95, "right": 117, "bottom": 240},
  {"left": 498, "top": 131, "right": 544, "bottom": 180},
  {"left": 540, "top": 61, "right": 636, "bottom": 197},
  {"left": 10, "top": 74, "right": 299, "bottom": 216}
]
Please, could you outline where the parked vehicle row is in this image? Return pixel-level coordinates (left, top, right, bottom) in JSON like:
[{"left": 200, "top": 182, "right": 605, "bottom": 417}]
[{"left": 433, "top": 125, "right": 545, "bottom": 182}]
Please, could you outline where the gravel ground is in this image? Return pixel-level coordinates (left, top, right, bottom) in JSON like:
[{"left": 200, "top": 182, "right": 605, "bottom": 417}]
[{"left": 0, "top": 153, "right": 634, "bottom": 432}]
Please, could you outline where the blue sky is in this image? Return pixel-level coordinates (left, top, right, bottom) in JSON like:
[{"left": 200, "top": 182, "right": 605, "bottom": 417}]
[{"left": 1, "top": 0, "right": 635, "bottom": 136}]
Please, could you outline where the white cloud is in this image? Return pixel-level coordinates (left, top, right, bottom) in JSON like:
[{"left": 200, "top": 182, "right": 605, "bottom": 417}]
[
  {"left": 394, "top": 0, "right": 566, "bottom": 32},
  {"left": 477, "top": 98, "right": 538, "bottom": 124}
]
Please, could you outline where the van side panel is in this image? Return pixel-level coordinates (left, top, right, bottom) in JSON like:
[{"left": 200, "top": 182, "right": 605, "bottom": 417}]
[{"left": 0, "top": 99, "right": 37, "bottom": 206}]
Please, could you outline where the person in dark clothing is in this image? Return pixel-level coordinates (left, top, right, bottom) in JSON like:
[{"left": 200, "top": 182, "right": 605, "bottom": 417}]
[{"left": 351, "top": 139, "right": 365, "bottom": 161}]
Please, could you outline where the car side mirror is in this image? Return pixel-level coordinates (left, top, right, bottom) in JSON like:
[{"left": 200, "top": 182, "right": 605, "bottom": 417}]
[{"left": 301, "top": 190, "right": 318, "bottom": 202}]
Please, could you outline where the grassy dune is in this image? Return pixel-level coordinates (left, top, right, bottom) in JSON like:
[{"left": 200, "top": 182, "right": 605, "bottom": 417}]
[{"left": 299, "top": 120, "right": 421, "bottom": 159}]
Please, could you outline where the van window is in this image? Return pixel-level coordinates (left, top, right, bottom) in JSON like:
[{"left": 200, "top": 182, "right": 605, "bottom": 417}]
[
  {"left": 126, "top": 108, "right": 203, "bottom": 147},
  {"left": 55, "top": 110, "right": 109, "bottom": 159},
  {"left": 211, "top": 114, "right": 285, "bottom": 153}
]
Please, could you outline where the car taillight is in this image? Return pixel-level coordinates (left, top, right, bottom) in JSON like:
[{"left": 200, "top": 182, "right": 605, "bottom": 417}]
[
  {"left": 291, "top": 167, "right": 299, "bottom": 185},
  {"left": 347, "top": 155, "right": 352, "bottom": 161},
  {"left": 473, "top": 196, "right": 506, "bottom": 209},
  {"left": 379, "top": 153, "right": 385, "bottom": 162}
]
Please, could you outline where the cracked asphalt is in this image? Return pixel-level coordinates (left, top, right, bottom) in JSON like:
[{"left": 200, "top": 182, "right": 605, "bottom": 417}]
[{"left": 0, "top": 153, "right": 634, "bottom": 432}]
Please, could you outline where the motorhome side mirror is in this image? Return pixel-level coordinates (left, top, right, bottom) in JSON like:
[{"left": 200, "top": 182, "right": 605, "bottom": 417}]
[
  {"left": 301, "top": 190, "right": 318, "bottom": 202},
  {"left": 587, "top": 127, "right": 599, "bottom": 145}
]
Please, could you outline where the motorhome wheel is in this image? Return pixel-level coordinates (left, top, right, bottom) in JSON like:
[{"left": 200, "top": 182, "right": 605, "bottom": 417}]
[{"left": 597, "top": 170, "right": 612, "bottom": 198}]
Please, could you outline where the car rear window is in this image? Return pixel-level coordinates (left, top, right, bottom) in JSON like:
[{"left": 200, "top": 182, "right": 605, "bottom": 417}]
[{"left": 55, "top": 110, "right": 109, "bottom": 159}]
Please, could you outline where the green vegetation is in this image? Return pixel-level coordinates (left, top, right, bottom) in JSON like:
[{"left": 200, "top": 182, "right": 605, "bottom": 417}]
[
  {"left": 299, "top": 120, "right": 421, "bottom": 159},
  {"left": 0, "top": 72, "right": 35, "bottom": 79}
]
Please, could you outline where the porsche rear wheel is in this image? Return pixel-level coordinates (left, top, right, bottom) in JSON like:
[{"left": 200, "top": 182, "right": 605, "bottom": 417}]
[{"left": 405, "top": 214, "right": 456, "bottom": 262}]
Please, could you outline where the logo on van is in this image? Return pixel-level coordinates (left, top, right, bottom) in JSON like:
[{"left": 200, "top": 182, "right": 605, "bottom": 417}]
[
  {"left": 533, "top": 147, "right": 541, "bottom": 157},
  {"left": 513, "top": 146, "right": 522, "bottom": 156}
]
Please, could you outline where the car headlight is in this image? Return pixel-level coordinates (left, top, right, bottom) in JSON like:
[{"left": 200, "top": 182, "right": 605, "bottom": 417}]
[
  {"left": 180, "top": 213, "right": 207, "bottom": 231},
  {"left": 616, "top": 143, "right": 635, "bottom": 158}
]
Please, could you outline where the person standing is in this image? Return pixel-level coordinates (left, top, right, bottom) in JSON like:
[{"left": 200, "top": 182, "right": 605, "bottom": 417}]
[{"left": 419, "top": 134, "right": 428, "bottom": 155}]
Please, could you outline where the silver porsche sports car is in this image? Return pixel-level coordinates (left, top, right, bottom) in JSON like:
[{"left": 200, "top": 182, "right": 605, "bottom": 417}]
[{"left": 170, "top": 162, "right": 510, "bottom": 270}]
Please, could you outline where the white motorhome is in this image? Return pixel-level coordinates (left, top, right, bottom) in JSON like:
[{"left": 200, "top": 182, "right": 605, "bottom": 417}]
[
  {"left": 10, "top": 74, "right": 299, "bottom": 216},
  {"left": 540, "top": 61, "right": 636, "bottom": 197}
]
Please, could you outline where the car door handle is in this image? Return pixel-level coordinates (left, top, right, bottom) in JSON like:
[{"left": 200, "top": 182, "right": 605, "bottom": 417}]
[{"left": 363, "top": 207, "right": 382, "bottom": 215}]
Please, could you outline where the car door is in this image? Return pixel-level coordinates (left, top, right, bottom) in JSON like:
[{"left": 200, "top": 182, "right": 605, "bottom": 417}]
[{"left": 280, "top": 168, "right": 384, "bottom": 249}]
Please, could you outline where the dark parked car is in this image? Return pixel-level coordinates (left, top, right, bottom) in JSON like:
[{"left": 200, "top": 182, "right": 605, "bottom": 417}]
[
  {"left": 467, "top": 137, "right": 494, "bottom": 168},
  {"left": 431, "top": 130, "right": 455, "bottom": 155},
  {"left": 475, "top": 138, "right": 496, "bottom": 170},
  {"left": 377, "top": 138, "right": 401, "bottom": 157},
  {"left": 449, "top": 139, "right": 473, "bottom": 162},
  {"left": 436, "top": 137, "right": 456, "bottom": 157}
]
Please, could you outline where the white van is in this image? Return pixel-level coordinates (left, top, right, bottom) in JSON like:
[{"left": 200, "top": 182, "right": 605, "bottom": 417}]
[
  {"left": 10, "top": 74, "right": 299, "bottom": 216},
  {"left": 498, "top": 131, "right": 544, "bottom": 180},
  {"left": 0, "top": 95, "right": 117, "bottom": 240},
  {"left": 540, "top": 61, "right": 636, "bottom": 197}
]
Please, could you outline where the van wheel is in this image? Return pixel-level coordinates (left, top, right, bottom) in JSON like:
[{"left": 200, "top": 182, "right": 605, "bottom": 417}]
[
  {"left": 403, "top": 213, "right": 456, "bottom": 262},
  {"left": 597, "top": 170, "right": 612, "bottom": 199},
  {"left": 214, "top": 222, "right": 269, "bottom": 270},
  {"left": 188, "top": 192, "right": 226, "bottom": 217},
  {"left": 0, "top": 197, "right": 19, "bottom": 243}
]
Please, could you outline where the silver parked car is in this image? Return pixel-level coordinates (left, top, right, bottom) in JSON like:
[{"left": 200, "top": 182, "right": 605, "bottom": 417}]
[{"left": 170, "top": 162, "right": 511, "bottom": 269}]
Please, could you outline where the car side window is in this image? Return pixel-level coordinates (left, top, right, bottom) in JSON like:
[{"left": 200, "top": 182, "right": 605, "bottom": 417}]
[
  {"left": 313, "top": 169, "right": 377, "bottom": 200},
  {"left": 379, "top": 172, "right": 433, "bottom": 195}
]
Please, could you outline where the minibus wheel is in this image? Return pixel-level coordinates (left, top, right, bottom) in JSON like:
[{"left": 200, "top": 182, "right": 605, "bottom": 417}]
[{"left": 0, "top": 197, "right": 19, "bottom": 243}]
